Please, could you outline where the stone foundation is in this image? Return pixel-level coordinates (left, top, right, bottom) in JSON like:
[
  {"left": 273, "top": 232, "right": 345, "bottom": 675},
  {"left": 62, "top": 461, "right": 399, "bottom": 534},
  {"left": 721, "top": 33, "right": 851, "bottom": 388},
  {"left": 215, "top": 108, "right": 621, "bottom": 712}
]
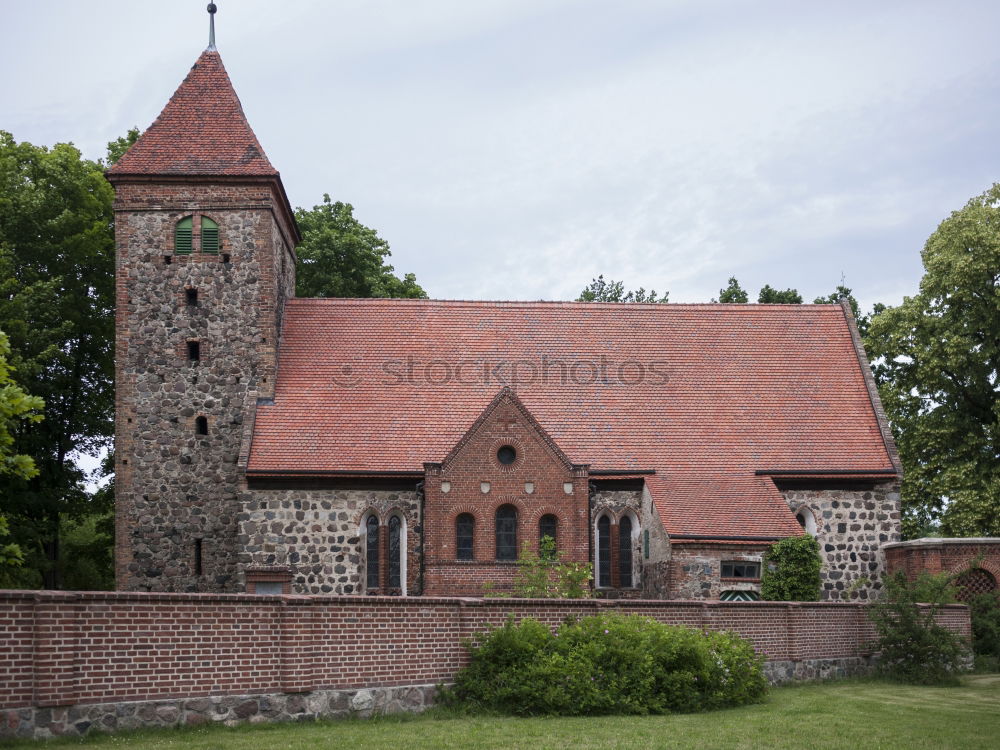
[
  {"left": 3, "top": 655, "right": 897, "bottom": 739},
  {"left": 1, "top": 684, "right": 439, "bottom": 740},
  {"left": 763, "top": 656, "right": 876, "bottom": 684}
]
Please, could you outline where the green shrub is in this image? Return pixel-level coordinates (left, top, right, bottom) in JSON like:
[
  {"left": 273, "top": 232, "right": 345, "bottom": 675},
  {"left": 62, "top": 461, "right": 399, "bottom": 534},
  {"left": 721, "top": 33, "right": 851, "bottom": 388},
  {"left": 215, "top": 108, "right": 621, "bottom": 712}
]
[
  {"left": 868, "top": 571, "right": 968, "bottom": 685},
  {"left": 511, "top": 536, "right": 591, "bottom": 599},
  {"left": 441, "top": 613, "right": 767, "bottom": 716},
  {"left": 969, "top": 591, "right": 1000, "bottom": 659},
  {"left": 973, "top": 654, "right": 999, "bottom": 674},
  {"left": 760, "top": 535, "right": 821, "bottom": 601}
]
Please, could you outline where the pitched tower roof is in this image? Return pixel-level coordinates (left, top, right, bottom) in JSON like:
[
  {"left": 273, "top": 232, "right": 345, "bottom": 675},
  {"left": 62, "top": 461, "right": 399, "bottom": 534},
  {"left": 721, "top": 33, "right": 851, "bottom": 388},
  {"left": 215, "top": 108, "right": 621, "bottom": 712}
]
[{"left": 108, "top": 50, "right": 278, "bottom": 177}]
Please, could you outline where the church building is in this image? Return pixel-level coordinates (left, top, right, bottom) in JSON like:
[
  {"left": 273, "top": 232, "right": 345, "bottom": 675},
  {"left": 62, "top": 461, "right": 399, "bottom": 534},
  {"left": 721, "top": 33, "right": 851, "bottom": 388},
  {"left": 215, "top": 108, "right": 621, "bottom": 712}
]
[{"left": 107, "top": 41, "right": 902, "bottom": 602}]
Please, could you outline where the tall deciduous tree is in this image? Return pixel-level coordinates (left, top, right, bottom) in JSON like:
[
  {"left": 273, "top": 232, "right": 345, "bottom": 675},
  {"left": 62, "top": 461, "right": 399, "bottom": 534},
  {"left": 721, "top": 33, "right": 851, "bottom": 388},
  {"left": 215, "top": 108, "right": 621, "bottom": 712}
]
[
  {"left": 867, "top": 183, "right": 1000, "bottom": 537},
  {"left": 757, "top": 284, "right": 803, "bottom": 304},
  {"left": 0, "top": 328, "right": 44, "bottom": 579},
  {"left": 577, "top": 275, "right": 669, "bottom": 303},
  {"left": 717, "top": 277, "right": 749, "bottom": 303},
  {"left": 295, "top": 195, "right": 426, "bottom": 299},
  {"left": 0, "top": 131, "right": 115, "bottom": 587}
]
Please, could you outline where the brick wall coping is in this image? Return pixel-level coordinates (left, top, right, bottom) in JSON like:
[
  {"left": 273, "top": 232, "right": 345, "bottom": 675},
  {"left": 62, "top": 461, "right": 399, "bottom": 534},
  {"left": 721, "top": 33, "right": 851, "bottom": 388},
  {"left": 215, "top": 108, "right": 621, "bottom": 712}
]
[
  {"left": 0, "top": 589, "right": 969, "bottom": 612},
  {"left": 884, "top": 537, "right": 1000, "bottom": 549}
]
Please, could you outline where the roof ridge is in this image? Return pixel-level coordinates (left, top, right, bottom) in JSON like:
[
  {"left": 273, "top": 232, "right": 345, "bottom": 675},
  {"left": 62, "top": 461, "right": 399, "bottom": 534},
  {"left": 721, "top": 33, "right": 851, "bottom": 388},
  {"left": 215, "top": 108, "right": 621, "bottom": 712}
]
[{"left": 285, "top": 297, "right": 842, "bottom": 309}]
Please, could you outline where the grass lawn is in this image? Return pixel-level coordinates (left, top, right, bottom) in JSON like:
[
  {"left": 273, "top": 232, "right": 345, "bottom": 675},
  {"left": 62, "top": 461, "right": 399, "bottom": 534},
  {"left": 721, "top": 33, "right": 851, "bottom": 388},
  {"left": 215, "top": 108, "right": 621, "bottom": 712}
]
[{"left": 3, "top": 675, "right": 998, "bottom": 750}]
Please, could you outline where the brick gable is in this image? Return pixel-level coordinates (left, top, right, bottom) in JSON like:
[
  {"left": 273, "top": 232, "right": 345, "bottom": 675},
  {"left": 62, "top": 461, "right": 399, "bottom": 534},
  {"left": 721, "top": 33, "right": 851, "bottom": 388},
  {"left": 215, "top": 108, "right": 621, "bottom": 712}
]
[{"left": 423, "top": 388, "right": 589, "bottom": 595}]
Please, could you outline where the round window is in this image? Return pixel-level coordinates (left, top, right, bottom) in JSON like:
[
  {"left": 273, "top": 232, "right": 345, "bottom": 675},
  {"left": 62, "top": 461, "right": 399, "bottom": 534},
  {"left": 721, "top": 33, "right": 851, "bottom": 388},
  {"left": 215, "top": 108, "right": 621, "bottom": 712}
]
[{"left": 497, "top": 445, "right": 517, "bottom": 465}]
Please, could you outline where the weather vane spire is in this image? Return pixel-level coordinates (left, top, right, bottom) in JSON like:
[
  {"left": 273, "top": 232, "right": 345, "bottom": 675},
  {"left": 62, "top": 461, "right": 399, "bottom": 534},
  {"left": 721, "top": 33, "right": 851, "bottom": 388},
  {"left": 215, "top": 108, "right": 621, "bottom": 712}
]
[{"left": 207, "top": 3, "right": 218, "bottom": 51}]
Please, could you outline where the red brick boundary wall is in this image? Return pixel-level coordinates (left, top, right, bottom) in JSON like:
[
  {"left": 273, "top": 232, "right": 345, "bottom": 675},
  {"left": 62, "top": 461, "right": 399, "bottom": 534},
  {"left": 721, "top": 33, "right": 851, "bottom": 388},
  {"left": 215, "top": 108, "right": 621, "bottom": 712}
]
[
  {"left": 885, "top": 538, "right": 1000, "bottom": 600},
  {"left": 0, "top": 591, "right": 971, "bottom": 739}
]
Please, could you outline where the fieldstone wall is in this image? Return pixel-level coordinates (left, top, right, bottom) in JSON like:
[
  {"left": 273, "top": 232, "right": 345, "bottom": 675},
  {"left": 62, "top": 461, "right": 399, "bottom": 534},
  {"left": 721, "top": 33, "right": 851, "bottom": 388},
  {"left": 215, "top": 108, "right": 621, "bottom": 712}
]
[
  {"left": 2, "top": 684, "right": 439, "bottom": 740},
  {"left": 781, "top": 482, "right": 901, "bottom": 600},
  {"left": 112, "top": 180, "right": 297, "bottom": 593},
  {"left": 667, "top": 545, "right": 768, "bottom": 600},
  {"left": 238, "top": 489, "right": 422, "bottom": 594}
]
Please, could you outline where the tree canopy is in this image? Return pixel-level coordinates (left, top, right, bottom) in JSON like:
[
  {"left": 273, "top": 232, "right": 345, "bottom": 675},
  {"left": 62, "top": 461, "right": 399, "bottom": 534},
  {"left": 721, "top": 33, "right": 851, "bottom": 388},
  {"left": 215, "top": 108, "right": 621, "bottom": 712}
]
[
  {"left": 0, "top": 131, "right": 115, "bottom": 587},
  {"left": 716, "top": 277, "right": 749, "bottom": 303},
  {"left": 294, "top": 196, "right": 426, "bottom": 299},
  {"left": 0, "top": 328, "right": 44, "bottom": 578},
  {"left": 757, "top": 284, "right": 803, "bottom": 304},
  {"left": 866, "top": 184, "right": 1000, "bottom": 537},
  {"left": 577, "top": 275, "right": 669, "bottom": 303}
]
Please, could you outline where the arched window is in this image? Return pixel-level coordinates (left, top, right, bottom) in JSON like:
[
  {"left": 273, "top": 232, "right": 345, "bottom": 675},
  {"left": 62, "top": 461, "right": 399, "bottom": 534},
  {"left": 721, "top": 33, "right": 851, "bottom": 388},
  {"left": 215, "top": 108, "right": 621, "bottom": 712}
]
[
  {"left": 539, "top": 514, "right": 558, "bottom": 559},
  {"left": 174, "top": 217, "right": 193, "bottom": 254},
  {"left": 456, "top": 513, "right": 474, "bottom": 561},
  {"left": 365, "top": 515, "right": 380, "bottom": 591},
  {"left": 795, "top": 508, "right": 817, "bottom": 535},
  {"left": 619, "top": 515, "right": 633, "bottom": 587},
  {"left": 200, "top": 216, "right": 220, "bottom": 254},
  {"left": 597, "top": 515, "right": 611, "bottom": 588},
  {"left": 495, "top": 505, "right": 518, "bottom": 561},
  {"left": 387, "top": 515, "right": 402, "bottom": 590}
]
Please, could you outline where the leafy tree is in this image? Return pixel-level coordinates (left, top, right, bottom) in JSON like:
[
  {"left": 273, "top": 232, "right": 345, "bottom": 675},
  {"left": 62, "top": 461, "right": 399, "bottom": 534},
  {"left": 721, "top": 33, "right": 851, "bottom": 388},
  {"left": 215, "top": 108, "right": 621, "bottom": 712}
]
[
  {"left": 812, "top": 283, "right": 873, "bottom": 336},
  {"left": 757, "top": 284, "right": 803, "bottom": 304},
  {"left": 577, "top": 275, "right": 668, "bottom": 303},
  {"left": 0, "top": 329, "right": 44, "bottom": 480},
  {"left": 295, "top": 195, "right": 426, "bottom": 299},
  {"left": 103, "top": 127, "right": 140, "bottom": 167},
  {"left": 0, "top": 329, "right": 44, "bottom": 578},
  {"left": 866, "top": 184, "right": 1000, "bottom": 537},
  {"left": 716, "top": 276, "right": 749, "bottom": 303},
  {"left": 760, "top": 535, "right": 821, "bottom": 601},
  {"left": 0, "top": 131, "right": 116, "bottom": 588}
]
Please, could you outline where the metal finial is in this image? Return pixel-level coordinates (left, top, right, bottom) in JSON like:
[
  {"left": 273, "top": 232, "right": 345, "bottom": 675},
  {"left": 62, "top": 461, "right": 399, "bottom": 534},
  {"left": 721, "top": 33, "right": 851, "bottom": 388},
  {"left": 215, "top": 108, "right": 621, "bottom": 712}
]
[{"left": 207, "top": 3, "right": 218, "bottom": 50}]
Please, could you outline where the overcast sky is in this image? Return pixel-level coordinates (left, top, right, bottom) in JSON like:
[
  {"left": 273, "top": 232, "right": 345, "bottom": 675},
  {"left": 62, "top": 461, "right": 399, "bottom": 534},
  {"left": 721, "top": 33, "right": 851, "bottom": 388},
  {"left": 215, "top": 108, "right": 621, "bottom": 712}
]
[{"left": 3, "top": 1, "right": 999, "bottom": 312}]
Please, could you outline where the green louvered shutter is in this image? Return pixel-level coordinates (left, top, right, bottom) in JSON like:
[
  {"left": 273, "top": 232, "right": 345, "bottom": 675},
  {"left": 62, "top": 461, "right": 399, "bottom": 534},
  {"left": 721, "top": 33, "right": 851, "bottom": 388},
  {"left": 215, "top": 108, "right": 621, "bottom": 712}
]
[
  {"left": 174, "top": 217, "right": 193, "bottom": 254},
  {"left": 201, "top": 216, "right": 219, "bottom": 254}
]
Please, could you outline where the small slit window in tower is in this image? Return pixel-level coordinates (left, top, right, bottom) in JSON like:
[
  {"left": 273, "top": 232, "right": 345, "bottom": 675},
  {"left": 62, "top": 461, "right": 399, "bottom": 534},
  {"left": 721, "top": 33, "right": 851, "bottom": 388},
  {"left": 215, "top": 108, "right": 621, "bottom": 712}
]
[
  {"left": 194, "top": 539, "right": 203, "bottom": 575},
  {"left": 185, "top": 288, "right": 198, "bottom": 305},
  {"left": 201, "top": 217, "right": 219, "bottom": 254},
  {"left": 174, "top": 217, "right": 193, "bottom": 254},
  {"left": 187, "top": 340, "right": 201, "bottom": 362},
  {"left": 195, "top": 416, "right": 208, "bottom": 435}
]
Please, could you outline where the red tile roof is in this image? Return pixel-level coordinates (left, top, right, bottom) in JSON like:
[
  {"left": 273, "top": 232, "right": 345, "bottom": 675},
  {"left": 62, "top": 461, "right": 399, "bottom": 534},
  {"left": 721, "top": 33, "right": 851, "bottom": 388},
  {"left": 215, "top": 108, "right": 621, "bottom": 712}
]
[
  {"left": 108, "top": 51, "right": 278, "bottom": 177},
  {"left": 248, "top": 299, "right": 898, "bottom": 537}
]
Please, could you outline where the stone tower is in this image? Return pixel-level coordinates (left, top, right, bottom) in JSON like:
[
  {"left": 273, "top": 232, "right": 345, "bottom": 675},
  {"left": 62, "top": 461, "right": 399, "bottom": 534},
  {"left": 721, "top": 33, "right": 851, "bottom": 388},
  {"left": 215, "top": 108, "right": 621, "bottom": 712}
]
[{"left": 107, "top": 49, "right": 299, "bottom": 591}]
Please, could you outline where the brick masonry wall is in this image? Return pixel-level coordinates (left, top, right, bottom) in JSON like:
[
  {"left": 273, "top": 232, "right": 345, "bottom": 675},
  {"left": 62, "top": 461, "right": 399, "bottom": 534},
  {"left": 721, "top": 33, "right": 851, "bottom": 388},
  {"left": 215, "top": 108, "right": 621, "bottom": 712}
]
[
  {"left": 111, "top": 180, "right": 295, "bottom": 593},
  {"left": 0, "top": 590, "right": 971, "bottom": 739},
  {"left": 886, "top": 539, "right": 1000, "bottom": 595},
  {"left": 422, "top": 392, "right": 589, "bottom": 596},
  {"left": 780, "top": 482, "right": 901, "bottom": 600}
]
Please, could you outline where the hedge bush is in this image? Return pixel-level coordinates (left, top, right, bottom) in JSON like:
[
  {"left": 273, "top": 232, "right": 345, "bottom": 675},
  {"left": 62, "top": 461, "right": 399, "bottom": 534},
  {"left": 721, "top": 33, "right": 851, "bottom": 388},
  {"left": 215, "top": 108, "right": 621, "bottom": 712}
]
[
  {"left": 970, "top": 591, "right": 1000, "bottom": 659},
  {"left": 868, "top": 571, "right": 968, "bottom": 685},
  {"left": 441, "top": 613, "right": 767, "bottom": 716}
]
